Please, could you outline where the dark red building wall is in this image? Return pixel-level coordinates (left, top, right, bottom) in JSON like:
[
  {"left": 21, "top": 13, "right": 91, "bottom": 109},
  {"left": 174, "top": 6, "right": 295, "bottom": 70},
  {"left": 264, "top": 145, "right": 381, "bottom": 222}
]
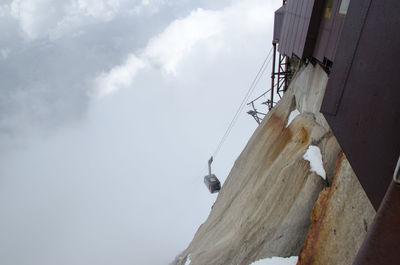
[
  {"left": 313, "top": 0, "right": 346, "bottom": 63},
  {"left": 277, "top": 0, "right": 324, "bottom": 59},
  {"left": 321, "top": 0, "right": 400, "bottom": 210},
  {"left": 275, "top": 0, "right": 347, "bottom": 64}
]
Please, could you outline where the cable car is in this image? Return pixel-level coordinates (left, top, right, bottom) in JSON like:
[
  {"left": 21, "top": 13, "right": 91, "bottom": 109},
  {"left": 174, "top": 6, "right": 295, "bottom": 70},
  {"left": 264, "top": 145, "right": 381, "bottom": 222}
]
[{"left": 204, "top": 157, "right": 221, "bottom": 193}]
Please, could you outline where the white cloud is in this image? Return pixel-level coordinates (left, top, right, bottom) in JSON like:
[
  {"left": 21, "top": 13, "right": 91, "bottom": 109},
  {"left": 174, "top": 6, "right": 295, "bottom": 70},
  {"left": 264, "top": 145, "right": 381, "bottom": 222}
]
[
  {"left": 71, "top": 0, "right": 121, "bottom": 19},
  {"left": 10, "top": 0, "right": 57, "bottom": 39},
  {"left": 0, "top": 48, "right": 10, "bottom": 60},
  {"left": 92, "top": 0, "right": 276, "bottom": 96},
  {"left": 50, "top": 0, "right": 122, "bottom": 39},
  {"left": 0, "top": 1, "right": 281, "bottom": 264},
  {"left": 0, "top": 4, "right": 10, "bottom": 17},
  {"left": 144, "top": 8, "right": 223, "bottom": 75},
  {"left": 9, "top": 0, "right": 125, "bottom": 40},
  {"left": 130, "top": 0, "right": 155, "bottom": 15},
  {"left": 92, "top": 54, "right": 147, "bottom": 97},
  {"left": 92, "top": 7, "right": 223, "bottom": 96}
]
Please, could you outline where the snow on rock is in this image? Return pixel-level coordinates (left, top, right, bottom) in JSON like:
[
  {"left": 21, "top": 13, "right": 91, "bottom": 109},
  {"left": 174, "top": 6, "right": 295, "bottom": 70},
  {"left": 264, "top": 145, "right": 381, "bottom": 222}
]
[
  {"left": 297, "top": 153, "right": 376, "bottom": 265},
  {"left": 184, "top": 255, "right": 191, "bottom": 265},
  {"left": 174, "top": 92, "right": 327, "bottom": 265},
  {"left": 303, "top": 145, "right": 326, "bottom": 180},
  {"left": 286, "top": 109, "right": 300, "bottom": 127},
  {"left": 250, "top": 256, "right": 298, "bottom": 265},
  {"left": 171, "top": 64, "right": 369, "bottom": 265}
]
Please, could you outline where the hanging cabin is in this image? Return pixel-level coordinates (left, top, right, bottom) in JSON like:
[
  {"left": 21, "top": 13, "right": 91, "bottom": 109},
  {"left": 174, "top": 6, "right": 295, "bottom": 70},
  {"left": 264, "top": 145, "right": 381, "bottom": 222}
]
[
  {"left": 204, "top": 157, "right": 221, "bottom": 193},
  {"left": 204, "top": 174, "right": 221, "bottom": 194}
]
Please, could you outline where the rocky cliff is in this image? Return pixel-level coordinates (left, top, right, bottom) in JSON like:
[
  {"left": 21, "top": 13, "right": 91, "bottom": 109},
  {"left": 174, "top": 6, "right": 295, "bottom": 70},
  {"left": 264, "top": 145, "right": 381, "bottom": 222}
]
[{"left": 172, "top": 64, "right": 375, "bottom": 265}]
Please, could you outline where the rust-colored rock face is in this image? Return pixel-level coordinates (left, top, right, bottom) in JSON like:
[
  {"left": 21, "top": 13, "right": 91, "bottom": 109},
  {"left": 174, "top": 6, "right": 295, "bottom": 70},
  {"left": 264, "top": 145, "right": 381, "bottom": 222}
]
[
  {"left": 297, "top": 153, "right": 376, "bottom": 265},
  {"left": 298, "top": 187, "right": 331, "bottom": 265},
  {"left": 171, "top": 64, "right": 373, "bottom": 265},
  {"left": 171, "top": 65, "right": 338, "bottom": 265},
  {"left": 177, "top": 91, "right": 328, "bottom": 265}
]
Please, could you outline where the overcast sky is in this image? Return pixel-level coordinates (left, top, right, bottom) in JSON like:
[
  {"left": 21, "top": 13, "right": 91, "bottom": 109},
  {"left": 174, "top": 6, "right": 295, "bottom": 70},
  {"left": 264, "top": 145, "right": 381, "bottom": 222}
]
[{"left": 0, "top": 0, "right": 280, "bottom": 264}]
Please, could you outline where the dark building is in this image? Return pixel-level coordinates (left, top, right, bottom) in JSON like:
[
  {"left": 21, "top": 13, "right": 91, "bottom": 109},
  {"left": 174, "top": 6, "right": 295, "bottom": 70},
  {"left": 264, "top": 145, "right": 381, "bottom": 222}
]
[
  {"left": 321, "top": 0, "right": 400, "bottom": 210},
  {"left": 274, "top": 0, "right": 400, "bottom": 211},
  {"left": 274, "top": 0, "right": 350, "bottom": 67},
  {"left": 273, "top": 0, "right": 400, "bottom": 263}
]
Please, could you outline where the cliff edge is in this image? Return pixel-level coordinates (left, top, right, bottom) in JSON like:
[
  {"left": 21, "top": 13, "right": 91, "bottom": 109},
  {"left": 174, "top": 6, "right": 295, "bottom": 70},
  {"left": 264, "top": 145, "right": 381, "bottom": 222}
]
[{"left": 172, "top": 64, "right": 375, "bottom": 265}]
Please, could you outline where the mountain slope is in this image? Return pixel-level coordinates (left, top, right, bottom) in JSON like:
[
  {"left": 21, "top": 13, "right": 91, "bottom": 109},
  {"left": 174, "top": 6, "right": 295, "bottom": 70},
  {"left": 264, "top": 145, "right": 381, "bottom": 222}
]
[{"left": 172, "top": 64, "right": 375, "bottom": 265}]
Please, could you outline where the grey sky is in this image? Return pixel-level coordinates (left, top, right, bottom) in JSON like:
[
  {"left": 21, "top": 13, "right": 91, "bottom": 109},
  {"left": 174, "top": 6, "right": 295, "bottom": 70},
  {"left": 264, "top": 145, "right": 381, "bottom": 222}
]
[{"left": 0, "top": 0, "right": 280, "bottom": 264}]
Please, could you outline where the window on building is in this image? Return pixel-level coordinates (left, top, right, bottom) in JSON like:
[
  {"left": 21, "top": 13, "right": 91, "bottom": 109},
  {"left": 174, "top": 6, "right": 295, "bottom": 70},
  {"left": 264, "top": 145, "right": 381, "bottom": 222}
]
[
  {"left": 324, "top": 0, "right": 334, "bottom": 19},
  {"left": 339, "top": 0, "right": 351, "bottom": 15}
]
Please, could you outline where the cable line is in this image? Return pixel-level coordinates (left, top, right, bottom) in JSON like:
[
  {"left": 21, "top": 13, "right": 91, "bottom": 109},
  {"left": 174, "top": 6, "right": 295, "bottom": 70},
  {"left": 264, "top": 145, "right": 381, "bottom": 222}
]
[
  {"left": 211, "top": 47, "right": 273, "bottom": 159},
  {"left": 189, "top": 48, "right": 274, "bottom": 190}
]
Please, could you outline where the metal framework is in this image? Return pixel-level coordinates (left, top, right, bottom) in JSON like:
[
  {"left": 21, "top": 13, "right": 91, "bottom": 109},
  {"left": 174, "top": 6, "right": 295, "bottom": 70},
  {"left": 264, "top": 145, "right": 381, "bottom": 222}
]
[
  {"left": 268, "top": 0, "right": 290, "bottom": 110},
  {"left": 246, "top": 0, "right": 290, "bottom": 124},
  {"left": 270, "top": 43, "right": 291, "bottom": 109},
  {"left": 277, "top": 51, "right": 291, "bottom": 99},
  {"left": 246, "top": 91, "right": 269, "bottom": 124}
]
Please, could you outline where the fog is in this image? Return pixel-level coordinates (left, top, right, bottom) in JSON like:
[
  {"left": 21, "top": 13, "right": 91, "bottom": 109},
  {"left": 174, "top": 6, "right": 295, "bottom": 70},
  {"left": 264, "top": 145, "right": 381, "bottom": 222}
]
[{"left": 0, "top": 0, "right": 280, "bottom": 264}]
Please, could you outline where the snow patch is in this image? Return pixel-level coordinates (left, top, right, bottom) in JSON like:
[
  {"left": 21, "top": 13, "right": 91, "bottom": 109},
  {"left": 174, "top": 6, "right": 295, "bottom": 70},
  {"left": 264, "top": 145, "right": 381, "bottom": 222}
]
[
  {"left": 184, "top": 254, "right": 191, "bottom": 265},
  {"left": 250, "top": 256, "right": 298, "bottom": 265},
  {"left": 303, "top": 145, "right": 326, "bottom": 180},
  {"left": 286, "top": 109, "right": 300, "bottom": 127}
]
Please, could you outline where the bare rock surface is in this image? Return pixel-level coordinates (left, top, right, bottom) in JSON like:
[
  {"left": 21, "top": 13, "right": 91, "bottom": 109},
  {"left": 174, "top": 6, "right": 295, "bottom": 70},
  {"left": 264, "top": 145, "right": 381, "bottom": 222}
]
[
  {"left": 297, "top": 153, "right": 376, "bottom": 265},
  {"left": 172, "top": 64, "right": 374, "bottom": 265},
  {"left": 173, "top": 64, "right": 335, "bottom": 265},
  {"left": 178, "top": 97, "right": 327, "bottom": 265}
]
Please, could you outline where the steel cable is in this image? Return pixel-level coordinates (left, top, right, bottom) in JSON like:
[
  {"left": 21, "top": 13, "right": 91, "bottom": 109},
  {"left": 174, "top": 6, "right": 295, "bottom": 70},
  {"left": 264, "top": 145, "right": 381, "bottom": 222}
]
[{"left": 211, "top": 47, "right": 273, "bottom": 159}]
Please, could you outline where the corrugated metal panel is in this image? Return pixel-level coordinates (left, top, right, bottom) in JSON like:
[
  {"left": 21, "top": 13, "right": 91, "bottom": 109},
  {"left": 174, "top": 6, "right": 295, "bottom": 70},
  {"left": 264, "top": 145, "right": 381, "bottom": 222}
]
[
  {"left": 321, "top": 0, "right": 400, "bottom": 210},
  {"left": 303, "top": 0, "right": 325, "bottom": 56},
  {"left": 294, "top": 0, "right": 307, "bottom": 56},
  {"left": 278, "top": 4, "right": 290, "bottom": 55},
  {"left": 285, "top": 1, "right": 295, "bottom": 57},
  {"left": 273, "top": 6, "right": 286, "bottom": 43},
  {"left": 277, "top": 0, "right": 324, "bottom": 59},
  {"left": 278, "top": 0, "right": 299, "bottom": 57},
  {"left": 296, "top": 0, "right": 308, "bottom": 55},
  {"left": 285, "top": 0, "right": 297, "bottom": 57},
  {"left": 313, "top": 0, "right": 345, "bottom": 62},
  {"left": 289, "top": 0, "right": 302, "bottom": 56},
  {"left": 326, "top": 14, "right": 345, "bottom": 61},
  {"left": 298, "top": 0, "right": 314, "bottom": 56}
]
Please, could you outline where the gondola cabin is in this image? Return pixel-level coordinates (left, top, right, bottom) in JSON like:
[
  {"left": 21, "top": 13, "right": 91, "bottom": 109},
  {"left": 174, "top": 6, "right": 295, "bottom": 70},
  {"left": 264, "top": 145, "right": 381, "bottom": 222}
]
[
  {"left": 204, "top": 174, "right": 221, "bottom": 194},
  {"left": 204, "top": 156, "right": 221, "bottom": 193}
]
